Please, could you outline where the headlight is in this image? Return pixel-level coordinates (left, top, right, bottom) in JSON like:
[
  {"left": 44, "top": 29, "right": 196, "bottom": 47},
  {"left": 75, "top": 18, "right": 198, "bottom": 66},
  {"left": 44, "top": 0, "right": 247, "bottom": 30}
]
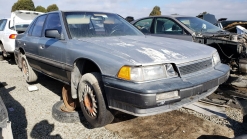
[
  {"left": 117, "top": 64, "right": 178, "bottom": 82},
  {"left": 212, "top": 52, "right": 221, "bottom": 65}
]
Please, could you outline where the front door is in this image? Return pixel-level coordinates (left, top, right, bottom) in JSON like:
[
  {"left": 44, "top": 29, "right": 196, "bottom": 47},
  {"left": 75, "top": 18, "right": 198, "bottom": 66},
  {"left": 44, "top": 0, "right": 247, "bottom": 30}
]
[{"left": 38, "top": 13, "right": 68, "bottom": 81}]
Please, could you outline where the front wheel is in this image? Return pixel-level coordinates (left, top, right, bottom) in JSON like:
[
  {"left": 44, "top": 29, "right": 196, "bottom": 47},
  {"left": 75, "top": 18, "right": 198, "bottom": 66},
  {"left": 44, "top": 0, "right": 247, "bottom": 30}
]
[
  {"left": 21, "top": 55, "right": 38, "bottom": 83},
  {"left": 78, "top": 72, "right": 114, "bottom": 128}
]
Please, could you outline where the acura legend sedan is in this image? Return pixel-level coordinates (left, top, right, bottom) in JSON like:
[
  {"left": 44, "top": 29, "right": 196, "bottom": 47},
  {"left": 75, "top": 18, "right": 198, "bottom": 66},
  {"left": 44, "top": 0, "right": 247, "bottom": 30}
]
[{"left": 14, "top": 11, "right": 230, "bottom": 127}]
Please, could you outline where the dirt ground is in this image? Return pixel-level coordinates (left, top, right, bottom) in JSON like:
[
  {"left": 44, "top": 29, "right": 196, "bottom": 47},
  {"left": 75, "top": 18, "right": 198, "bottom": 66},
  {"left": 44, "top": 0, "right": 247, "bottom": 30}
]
[{"left": 106, "top": 111, "right": 234, "bottom": 139}]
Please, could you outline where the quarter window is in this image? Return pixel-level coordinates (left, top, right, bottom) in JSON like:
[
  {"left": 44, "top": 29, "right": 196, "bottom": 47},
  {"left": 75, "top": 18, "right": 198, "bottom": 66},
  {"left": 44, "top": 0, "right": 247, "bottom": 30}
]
[
  {"left": 155, "top": 18, "right": 183, "bottom": 34},
  {"left": 43, "top": 13, "right": 62, "bottom": 34},
  {"left": 134, "top": 18, "right": 153, "bottom": 33},
  {"left": 31, "top": 15, "right": 47, "bottom": 37},
  {"left": 28, "top": 19, "right": 37, "bottom": 35},
  {"left": 0, "top": 19, "right": 7, "bottom": 31}
]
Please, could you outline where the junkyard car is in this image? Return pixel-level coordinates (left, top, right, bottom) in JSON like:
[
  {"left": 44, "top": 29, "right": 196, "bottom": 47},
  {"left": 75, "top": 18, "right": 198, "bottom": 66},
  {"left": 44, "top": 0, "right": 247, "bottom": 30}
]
[
  {"left": 131, "top": 15, "right": 247, "bottom": 73},
  {"left": 15, "top": 11, "right": 230, "bottom": 127},
  {"left": 196, "top": 13, "right": 247, "bottom": 33},
  {"left": 0, "top": 10, "right": 43, "bottom": 58}
]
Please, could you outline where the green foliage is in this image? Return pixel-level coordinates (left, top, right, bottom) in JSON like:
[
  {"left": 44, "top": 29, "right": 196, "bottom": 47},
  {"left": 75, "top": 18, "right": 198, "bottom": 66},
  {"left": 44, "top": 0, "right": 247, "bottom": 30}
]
[
  {"left": 149, "top": 6, "right": 161, "bottom": 16},
  {"left": 35, "top": 6, "right": 47, "bottom": 13},
  {"left": 11, "top": 0, "right": 35, "bottom": 12},
  {"left": 47, "top": 4, "right": 59, "bottom": 12}
]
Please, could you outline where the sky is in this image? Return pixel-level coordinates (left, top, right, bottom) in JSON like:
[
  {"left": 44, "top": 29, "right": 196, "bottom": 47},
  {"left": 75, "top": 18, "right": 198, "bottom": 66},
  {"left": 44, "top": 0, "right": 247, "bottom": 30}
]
[{"left": 0, "top": 0, "right": 246, "bottom": 20}]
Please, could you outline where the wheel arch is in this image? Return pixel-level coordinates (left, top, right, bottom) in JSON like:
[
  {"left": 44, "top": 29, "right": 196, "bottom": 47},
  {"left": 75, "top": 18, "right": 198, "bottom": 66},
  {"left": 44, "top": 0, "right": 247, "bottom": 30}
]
[
  {"left": 71, "top": 57, "right": 103, "bottom": 99},
  {"left": 18, "top": 47, "right": 25, "bottom": 54}
]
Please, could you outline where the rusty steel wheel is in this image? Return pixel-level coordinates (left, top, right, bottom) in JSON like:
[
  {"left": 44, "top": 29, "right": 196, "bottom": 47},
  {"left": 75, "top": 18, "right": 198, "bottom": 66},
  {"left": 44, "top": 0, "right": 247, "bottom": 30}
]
[
  {"left": 78, "top": 72, "right": 114, "bottom": 127},
  {"left": 61, "top": 85, "right": 80, "bottom": 112},
  {"left": 82, "top": 84, "right": 97, "bottom": 117},
  {"left": 21, "top": 55, "right": 38, "bottom": 83},
  {"left": 22, "top": 58, "right": 29, "bottom": 78}
]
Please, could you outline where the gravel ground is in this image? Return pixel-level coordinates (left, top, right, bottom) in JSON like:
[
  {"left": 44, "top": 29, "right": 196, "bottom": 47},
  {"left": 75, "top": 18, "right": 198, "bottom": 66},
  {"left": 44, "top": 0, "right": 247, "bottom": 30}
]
[{"left": 0, "top": 58, "right": 122, "bottom": 139}]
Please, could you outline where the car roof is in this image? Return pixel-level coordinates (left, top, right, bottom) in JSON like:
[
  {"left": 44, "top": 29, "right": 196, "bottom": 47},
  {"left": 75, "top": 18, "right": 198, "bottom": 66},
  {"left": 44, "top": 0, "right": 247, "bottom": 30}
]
[
  {"left": 133, "top": 15, "right": 195, "bottom": 21},
  {"left": 149, "top": 15, "right": 194, "bottom": 18},
  {"left": 60, "top": 10, "right": 116, "bottom": 15}
]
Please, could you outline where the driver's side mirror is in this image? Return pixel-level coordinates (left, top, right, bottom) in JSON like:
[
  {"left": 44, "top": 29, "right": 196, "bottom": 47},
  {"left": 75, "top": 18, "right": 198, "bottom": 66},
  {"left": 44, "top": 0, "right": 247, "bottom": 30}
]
[{"left": 45, "top": 29, "right": 64, "bottom": 40}]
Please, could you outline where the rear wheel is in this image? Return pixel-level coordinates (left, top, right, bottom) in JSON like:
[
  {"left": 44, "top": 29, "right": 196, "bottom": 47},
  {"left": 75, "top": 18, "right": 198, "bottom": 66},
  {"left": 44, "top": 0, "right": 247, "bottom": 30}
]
[
  {"left": 78, "top": 72, "right": 114, "bottom": 128},
  {"left": 21, "top": 55, "right": 38, "bottom": 83},
  {"left": 14, "top": 51, "right": 22, "bottom": 69}
]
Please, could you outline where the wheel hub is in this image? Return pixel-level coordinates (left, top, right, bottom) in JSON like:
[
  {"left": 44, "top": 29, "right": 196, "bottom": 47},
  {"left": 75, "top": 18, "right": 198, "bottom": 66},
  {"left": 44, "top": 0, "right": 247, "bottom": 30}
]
[
  {"left": 83, "top": 84, "right": 97, "bottom": 117},
  {"left": 61, "top": 85, "right": 80, "bottom": 112},
  {"left": 22, "top": 60, "right": 28, "bottom": 76}
]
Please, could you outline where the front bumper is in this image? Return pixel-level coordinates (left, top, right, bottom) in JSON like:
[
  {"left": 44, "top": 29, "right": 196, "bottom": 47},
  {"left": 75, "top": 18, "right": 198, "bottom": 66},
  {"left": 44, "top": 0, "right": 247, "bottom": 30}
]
[{"left": 103, "top": 63, "right": 230, "bottom": 116}]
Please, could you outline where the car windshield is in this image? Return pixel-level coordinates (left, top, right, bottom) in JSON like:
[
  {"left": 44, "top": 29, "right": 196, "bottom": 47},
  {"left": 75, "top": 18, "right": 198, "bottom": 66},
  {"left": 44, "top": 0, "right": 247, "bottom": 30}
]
[
  {"left": 176, "top": 17, "right": 223, "bottom": 33},
  {"left": 64, "top": 12, "right": 143, "bottom": 38}
]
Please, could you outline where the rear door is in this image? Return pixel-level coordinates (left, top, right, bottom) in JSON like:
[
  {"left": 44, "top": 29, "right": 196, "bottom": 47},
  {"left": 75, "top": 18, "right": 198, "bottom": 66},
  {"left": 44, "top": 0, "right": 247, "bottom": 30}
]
[
  {"left": 24, "top": 14, "right": 47, "bottom": 70},
  {"left": 38, "top": 13, "right": 68, "bottom": 81}
]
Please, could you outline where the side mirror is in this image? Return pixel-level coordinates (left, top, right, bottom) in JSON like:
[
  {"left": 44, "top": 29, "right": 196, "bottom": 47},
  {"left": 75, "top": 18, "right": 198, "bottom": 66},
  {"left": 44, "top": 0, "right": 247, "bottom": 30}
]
[{"left": 45, "top": 29, "right": 64, "bottom": 40}]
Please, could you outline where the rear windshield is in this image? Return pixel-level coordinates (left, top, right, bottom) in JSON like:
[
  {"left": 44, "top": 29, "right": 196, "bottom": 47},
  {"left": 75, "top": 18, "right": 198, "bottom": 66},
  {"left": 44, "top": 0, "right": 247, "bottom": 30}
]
[
  {"left": 64, "top": 12, "right": 143, "bottom": 38},
  {"left": 10, "top": 24, "right": 30, "bottom": 32},
  {"left": 0, "top": 19, "right": 7, "bottom": 31}
]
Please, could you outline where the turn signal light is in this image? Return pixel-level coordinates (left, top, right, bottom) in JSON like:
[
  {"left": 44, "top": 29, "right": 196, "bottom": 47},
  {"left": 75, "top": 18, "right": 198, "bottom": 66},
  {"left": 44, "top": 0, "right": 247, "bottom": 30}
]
[
  {"left": 9, "top": 34, "right": 17, "bottom": 39},
  {"left": 117, "top": 66, "right": 131, "bottom": 80}
]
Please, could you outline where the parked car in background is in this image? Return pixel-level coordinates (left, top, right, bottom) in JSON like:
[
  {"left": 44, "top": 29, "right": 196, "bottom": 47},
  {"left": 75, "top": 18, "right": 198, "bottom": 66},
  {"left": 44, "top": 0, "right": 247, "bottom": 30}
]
[
  {"left": 196, "top": 13, "right": 247, "bottom": 33},
  {"left": 125, "top": 16, "right": 134, "bottom": 22},
  {"left": 0, "top": 10, "right": 43, "bottom": 58},
  {"left": 15, "top": 11, "right": 229, "bottom": 128},
  {"left": 131, "top": 15, "right": 247, "bottom": 74}
]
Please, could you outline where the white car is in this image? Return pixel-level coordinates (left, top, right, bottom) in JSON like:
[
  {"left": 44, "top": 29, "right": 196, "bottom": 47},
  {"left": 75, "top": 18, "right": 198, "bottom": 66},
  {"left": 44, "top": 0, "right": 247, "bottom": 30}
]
[{"left": 0, "top": 10, "right": 43, "bottom": 57}]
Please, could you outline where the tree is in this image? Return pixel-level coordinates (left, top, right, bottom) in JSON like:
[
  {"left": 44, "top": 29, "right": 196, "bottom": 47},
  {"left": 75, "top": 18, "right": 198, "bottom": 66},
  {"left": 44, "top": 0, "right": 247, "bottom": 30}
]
[
  {"left": 35, "top": 6, "right": 47, "bottom": 13},
  {"left": 47, "top": 4, "right": 59, "bottom": 12},
  {"left": 11, "top": 0, "right": 35, "bottom": 12},
  {"left": 149, "top": 6, "right": 161, "bottom": 16}
]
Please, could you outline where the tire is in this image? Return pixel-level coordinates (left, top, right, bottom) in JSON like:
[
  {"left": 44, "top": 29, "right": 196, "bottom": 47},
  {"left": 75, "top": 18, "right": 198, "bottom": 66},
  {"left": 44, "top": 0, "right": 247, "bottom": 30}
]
[
  {"left": 14, "top": 51, "right": 22, "bottom": 69},
  {"left": 52, "top": 100, "right": 81, "bottom": 123},
  {"left": 21, "top": 55, "right": 38, "bottom": 83},
  {"left": 78, "top": 72, "right": 114, "bottom": 128}
]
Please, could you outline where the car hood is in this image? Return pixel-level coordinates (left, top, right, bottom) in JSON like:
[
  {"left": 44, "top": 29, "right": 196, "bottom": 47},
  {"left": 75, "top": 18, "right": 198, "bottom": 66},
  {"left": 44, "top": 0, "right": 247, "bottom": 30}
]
[
  {"left": 224, "top": 22, "right": 247, "bottom": 33},
  {"left": 80, "top": 35, "right": 215, "bottom": 65}
]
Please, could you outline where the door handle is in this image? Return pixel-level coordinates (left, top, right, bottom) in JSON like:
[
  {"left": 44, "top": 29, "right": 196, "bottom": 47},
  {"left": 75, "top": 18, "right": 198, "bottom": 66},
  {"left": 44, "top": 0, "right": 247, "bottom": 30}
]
[{"left": 39, "top": 45, "right": 45, "bottom": 49}]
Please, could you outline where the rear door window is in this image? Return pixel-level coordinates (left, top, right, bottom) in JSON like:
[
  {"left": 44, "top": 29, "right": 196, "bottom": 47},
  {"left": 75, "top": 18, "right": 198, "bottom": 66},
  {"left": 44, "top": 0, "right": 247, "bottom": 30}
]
[
  {"left": 0, "top": 19, "right": 7, "bottom": 31},
  {"left": 31, "top": 15, "right": 47, "bottom": 37}
]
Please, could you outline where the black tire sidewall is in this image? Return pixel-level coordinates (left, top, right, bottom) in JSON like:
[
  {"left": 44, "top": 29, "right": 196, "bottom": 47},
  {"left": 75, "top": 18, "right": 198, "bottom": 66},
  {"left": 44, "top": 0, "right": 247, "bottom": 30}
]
[
  {"left": 78, "top": 73, "right": 114, "bottom": 128},
  {"left": 52, "top": 100, "right": 80, "bottom": 123},
  {"left": 14, "top": 51, "right": 22, "bottom": 69}
]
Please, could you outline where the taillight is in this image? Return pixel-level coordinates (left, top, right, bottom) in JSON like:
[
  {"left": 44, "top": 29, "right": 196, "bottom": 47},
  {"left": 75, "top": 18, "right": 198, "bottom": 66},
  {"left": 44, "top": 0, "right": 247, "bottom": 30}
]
[{"left": 9, "top": 34, "right": 17, "bottom": 39}]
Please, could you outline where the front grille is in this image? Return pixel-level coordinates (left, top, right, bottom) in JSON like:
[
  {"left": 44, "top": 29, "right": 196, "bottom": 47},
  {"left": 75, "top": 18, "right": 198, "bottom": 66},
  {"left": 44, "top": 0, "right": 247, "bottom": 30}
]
[{"left": 178, "top": 59, "right": 212, "bottom": 76}]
